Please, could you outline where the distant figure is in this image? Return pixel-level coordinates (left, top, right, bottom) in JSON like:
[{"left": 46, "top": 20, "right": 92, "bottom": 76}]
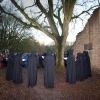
[
  {"left": 22, "top": 53, "right": 30, "bottom": 67},
  {"left": 75, "top": 53, "right": 84, "bottom": 81},
  {"left": 27, "top": 51, "right": 39, "bottom": 87},
  {"left": 43, "top": 51, "right": 55, "bottom": 88},
  {"left": 64, "top": 51, "right": 69, "bottom": 68},
  {"left": 12, "top": 52, "right": 23, "bottom": 84},
  {"left": 41, "top": 52, "right": 47, "bottom": 68},
  {"left": 6, "top": 52, "right": 14, "bottom": 81},
  {"left": 38, "top": 53, "right": 44, "bottom": 68},
  {"left": 66, "top": 50, "right": 76, "bottom": 84}
]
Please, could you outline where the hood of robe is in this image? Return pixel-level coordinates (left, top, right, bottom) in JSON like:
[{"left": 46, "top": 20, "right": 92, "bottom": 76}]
[
  {"left": 30, "top": 51, "right": 36, "bottom": 57},
  {"left": 46, "top": 51, "right": 52, "bottom": 56},
  {"left": 68, "top": 50, "right": 73, "bottom": 55},
  {"left": 9, "top": 52, "right": 14, "bottom": 57},
  {"left": 77, "top": 53, "right": 82, "bottom": 59}
]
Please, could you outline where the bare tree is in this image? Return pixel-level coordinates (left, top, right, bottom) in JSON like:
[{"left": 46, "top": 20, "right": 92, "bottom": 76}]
[
  {"left": 0, "top": 0, "right": 99, "bottom": 72},
  {"left": 0, "top": 14, "right": 32, "bottom": 51}
]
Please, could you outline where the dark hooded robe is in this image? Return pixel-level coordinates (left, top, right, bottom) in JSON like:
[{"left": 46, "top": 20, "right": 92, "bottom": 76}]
[
  {"left": 27, "top": 51, "right": 38, "bottom": 87},
  {"left": 75, "top": 53, "right": 84, "bottom": 81},
  {"left": 6, "top": 52, "right": 14, "bottom": 81},
  {"left": 82, "top": 52, "right": 88, "bottom": 79},
  {"left": 83, "top": 51, "right": 92, "bottom": 77},
  {"left": 66, "top": 50, "right": 76, "bottom": 84},
  {"left": 12, "top": 52, "right": 23, "bottom": 84},
  {"left": 43, "top": 51, "right": 55, "bottom": 88}
]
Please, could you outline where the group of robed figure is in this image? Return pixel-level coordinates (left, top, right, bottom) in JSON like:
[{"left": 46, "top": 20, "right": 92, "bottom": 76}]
[{"left": 6, "top": 49, "right": 91, "bottom": 89}]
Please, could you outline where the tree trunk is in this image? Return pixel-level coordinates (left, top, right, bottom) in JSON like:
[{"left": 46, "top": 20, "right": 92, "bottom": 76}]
[
  {"left": 55, "top": 22, "right": 69, "bottom": 73},
  {"left": 55, "top": 43, "right": 65, "bottom": 73}
]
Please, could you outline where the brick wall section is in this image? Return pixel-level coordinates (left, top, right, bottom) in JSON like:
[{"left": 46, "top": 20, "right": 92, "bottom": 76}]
[{"left": 72, "top": 8, "right": 100, "bottom": 70}]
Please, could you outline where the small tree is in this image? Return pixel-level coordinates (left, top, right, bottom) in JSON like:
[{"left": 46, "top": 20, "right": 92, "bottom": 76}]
[{"left": 0, "top": 14, "right": 32, "bottom": 52}]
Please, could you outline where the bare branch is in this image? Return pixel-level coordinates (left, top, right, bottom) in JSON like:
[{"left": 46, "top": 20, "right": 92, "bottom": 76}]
[
  {"left": 53, "top": 6, "right": 63, "bottom": 30},
  {"left": 65, "top": 0, "right": 77, "bottom": 21},
  {"left": 36, "top": 0, "right": 48, "bottom": 16},
  {"left": 24, "top": 3, "right": 36, "bottom": 10},
  {"left": 48, "top": 0, "right": 53, "bottom": 15},
  {"left": 0, "top": 6, "right": 39, "bottom": 29},
  {"left": 9, "top": 0, "right": 56, "bottom": 40},
  {"left": 36, "top": 0, "right": 59, "bottom": 36},
  {"left": 61, "top": 0, "right": 65, "bottom": 13},
  {"left": 71, "top": 5, "right": 99, "bottom": 20}
]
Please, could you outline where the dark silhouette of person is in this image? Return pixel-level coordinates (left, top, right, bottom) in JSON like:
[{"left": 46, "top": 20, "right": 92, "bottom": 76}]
[
  {"left": 12, "top": 52, "right": 23, "bottom": 84},
  {"left": 27, "top": 51, "right": 38, "bottom": 87},
  {"left": 66, "top": 49, "right": 76, "bottom": 84},
  {"left": 82, "top": 52, "right": 88, "bottom": 79},
  {"left": 75, "top": 53, "right": 84, "bottom": 81},
  {"left": 83, "top": 51, "right": 92, "bottom": 77},
  {"left": 6, "top": 52, "right": 14, "bottom": 81},
  {"left": 43, "top": 51, "right": 55, "bottom": 88}
]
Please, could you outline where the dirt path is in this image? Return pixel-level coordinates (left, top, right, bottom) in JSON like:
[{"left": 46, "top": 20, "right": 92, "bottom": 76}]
[
  {"left": 0, "top": 67, "right": 62, "bottom": 100},
  {"left": 33, "top": 68, "right": 62, "bottom": 100},
  {"left": 0, "top": 67, "right": 100, "bottom": 100}
]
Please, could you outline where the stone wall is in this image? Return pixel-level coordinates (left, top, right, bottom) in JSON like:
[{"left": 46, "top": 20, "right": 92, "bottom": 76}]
[{"left": 72, "top": 7, "right": 100, "bottom": 70}]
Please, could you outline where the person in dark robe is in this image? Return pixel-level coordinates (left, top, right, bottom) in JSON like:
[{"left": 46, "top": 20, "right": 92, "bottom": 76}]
[
  {"left": 75, "top": 53, "right": 84, "bottom": 81},
  {"left": 27, "top": 51, "right": 38, "bottom": 87},
  {"left": 82, "top": 52, "right": 88, "bottom": 79},
  {"left": 12, "top": 52, "right": 24, "bottom": 84},
  {"left": 83, "top": 51, "right": 92, "bottom": 77},
  {"left": 43, "top": 51, "right": 55, "bottom": 88},
  {"left": 6, "top": 52, "right": 14, "bottom": 81},
  {"left": 66, "top": 49, "right": 76, "bottom": 84}
]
